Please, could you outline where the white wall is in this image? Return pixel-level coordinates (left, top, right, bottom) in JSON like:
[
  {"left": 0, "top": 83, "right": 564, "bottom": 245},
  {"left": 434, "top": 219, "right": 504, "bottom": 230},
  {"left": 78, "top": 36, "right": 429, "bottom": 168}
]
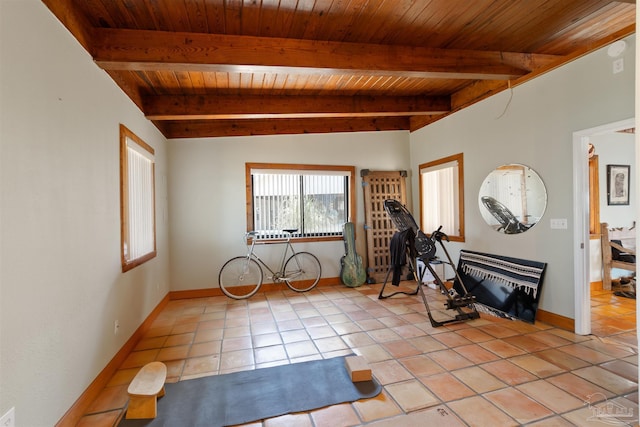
[
  {"left": 0, "top": 2, "right": 170, "bottom": 426},
  {"left": 410, "top": 36, "right": 635, "bottom": 319},
  {"left": 167, "top": 132, "right": 410, "bottom": 291}
]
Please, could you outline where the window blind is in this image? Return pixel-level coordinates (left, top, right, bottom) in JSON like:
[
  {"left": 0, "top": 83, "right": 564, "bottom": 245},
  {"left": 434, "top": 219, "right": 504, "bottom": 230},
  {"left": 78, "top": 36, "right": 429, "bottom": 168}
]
[
  {"left": 251, "top": 171, "right": 348, "bottom": 238},
  {"left": 125, "top": 137, "right": 155, "bottom": 261}
]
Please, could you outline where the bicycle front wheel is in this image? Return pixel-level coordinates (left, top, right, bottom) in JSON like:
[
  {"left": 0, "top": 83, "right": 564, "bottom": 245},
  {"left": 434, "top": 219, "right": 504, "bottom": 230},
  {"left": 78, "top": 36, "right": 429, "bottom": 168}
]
[
  {"left": 284, "top": 252, "right": 321, "bottom": 292},
  {"left": 218, "top": 256, "right": 263, "bottom": 299}
]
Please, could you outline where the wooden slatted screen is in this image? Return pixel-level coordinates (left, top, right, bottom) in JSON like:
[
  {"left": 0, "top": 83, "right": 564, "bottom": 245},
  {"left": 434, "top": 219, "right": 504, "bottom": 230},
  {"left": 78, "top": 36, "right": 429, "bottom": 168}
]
[{"left": 361, "top": 170, "right": 407, "bottom": 283}]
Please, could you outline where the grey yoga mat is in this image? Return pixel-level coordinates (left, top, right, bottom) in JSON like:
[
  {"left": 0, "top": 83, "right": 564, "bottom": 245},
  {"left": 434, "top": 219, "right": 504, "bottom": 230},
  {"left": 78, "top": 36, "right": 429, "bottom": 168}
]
[{"left": 119, "top": 355, "right": 381, "bottom": 427}]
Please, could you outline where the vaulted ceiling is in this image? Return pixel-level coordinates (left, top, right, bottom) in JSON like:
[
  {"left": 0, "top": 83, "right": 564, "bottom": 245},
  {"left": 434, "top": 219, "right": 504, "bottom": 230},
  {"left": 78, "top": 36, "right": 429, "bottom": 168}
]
[{"left": 43, "top": 0, "right": 635, "bottom": 138}]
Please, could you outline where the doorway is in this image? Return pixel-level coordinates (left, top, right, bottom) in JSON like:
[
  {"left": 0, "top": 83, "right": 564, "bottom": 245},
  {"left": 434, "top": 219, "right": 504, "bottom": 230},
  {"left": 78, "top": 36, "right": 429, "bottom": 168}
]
[{"left": 572, "top": 117, "right": 635, "bottom": 336}]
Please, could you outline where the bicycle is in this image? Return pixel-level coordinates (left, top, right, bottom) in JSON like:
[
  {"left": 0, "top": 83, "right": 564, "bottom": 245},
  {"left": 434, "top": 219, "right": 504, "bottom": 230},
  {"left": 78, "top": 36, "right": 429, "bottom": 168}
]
[{"left": 218, "top": 229, "right": 322, "bottom": 299}]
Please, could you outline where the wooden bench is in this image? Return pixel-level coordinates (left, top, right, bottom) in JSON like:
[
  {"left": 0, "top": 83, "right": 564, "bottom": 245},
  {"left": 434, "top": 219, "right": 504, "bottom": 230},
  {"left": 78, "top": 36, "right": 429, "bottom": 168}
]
[
  {"left": 600, "top": 222, "right": 636, "bottom": 290},
  {"left": 126, "top": 361, "right": 167, "bottom": 419}
]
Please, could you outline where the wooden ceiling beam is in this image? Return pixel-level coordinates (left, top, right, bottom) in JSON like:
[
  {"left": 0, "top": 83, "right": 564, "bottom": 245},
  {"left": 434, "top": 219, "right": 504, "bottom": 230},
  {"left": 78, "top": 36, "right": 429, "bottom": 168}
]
[
  {"left": 93, "top": 28, "right": 560, "bottom": 80},
  {"left": 143, "top": 94, "right": 450, "bottom": 120},
  {"left": 157, "top": 117, "right": 410, "bottom": 138}
]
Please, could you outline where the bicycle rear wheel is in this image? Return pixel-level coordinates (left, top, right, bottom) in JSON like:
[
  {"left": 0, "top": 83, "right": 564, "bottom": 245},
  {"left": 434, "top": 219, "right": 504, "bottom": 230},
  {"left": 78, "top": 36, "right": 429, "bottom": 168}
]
[
  {"left": 219, "top": 256, "right": 263, "bottom": 299},
  {"left": 284, "top": 252, "right": 321, "bottom": 292}
]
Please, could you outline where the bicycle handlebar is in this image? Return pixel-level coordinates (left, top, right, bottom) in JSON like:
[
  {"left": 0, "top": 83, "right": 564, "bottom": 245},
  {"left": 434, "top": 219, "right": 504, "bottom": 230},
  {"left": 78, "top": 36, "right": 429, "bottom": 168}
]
[{"left": 245, "top": 229, "right": 299, "bottom": 243}]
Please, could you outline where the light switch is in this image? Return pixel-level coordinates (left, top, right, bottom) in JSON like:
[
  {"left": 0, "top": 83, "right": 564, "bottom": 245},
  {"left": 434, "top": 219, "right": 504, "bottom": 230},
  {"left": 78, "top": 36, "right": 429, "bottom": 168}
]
[{"left": 550, "top": 218, "right": 568, "bottom": 229}]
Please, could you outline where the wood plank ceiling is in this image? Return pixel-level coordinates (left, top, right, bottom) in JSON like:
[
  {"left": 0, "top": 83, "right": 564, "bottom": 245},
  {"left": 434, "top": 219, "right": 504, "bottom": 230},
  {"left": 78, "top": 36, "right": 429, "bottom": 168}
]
[{"left": 43, "top": 0, "right": 635, "bottom": 138}]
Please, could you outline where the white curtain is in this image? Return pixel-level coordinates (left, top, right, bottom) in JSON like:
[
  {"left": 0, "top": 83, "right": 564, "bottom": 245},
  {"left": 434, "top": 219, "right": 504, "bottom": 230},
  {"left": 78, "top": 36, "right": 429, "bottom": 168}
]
[{"left": 421, "top": 163, "right": 458, "bottom": 235}]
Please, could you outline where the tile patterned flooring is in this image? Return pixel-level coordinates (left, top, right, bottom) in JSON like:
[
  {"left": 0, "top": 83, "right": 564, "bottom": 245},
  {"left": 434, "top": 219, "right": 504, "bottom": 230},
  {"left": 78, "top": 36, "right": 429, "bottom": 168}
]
[{"left": 77, "top": 282, "right": 638, "bottom": 427}]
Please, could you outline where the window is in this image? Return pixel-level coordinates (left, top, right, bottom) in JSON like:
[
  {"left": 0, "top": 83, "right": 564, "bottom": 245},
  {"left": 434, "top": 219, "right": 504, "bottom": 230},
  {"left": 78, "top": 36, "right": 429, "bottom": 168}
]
[
  {"left": 246, "top": 163, "right": 355, "bottom": 240},
  {"left": 120, "top": 124, "right": 156, "bottom": 272},
  {"left": 419, "top": 153, "right": 465, "bottom": 242}
]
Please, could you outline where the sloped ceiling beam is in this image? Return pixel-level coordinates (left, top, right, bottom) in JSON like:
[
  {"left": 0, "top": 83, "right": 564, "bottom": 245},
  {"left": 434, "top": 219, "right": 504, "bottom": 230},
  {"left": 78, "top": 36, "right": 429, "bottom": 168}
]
[{"left": 410, "top": 23, "right": 636, "bottom": 131}]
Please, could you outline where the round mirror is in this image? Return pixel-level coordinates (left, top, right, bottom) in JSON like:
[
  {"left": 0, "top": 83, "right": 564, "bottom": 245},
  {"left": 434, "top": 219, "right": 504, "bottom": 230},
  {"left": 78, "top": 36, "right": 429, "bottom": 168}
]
[{"left": 478, "top": 164, "right": 547, "bottom": 234}]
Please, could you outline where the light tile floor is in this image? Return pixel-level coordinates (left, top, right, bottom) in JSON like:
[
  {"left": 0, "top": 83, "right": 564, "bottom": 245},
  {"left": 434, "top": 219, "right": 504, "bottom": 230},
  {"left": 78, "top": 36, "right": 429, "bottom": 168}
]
[
  {"left": 591, "top": 283, "right": 636, "bottom": 347},
  {"left": 77, "top": 282, "right": 638, "bottom": 427}
]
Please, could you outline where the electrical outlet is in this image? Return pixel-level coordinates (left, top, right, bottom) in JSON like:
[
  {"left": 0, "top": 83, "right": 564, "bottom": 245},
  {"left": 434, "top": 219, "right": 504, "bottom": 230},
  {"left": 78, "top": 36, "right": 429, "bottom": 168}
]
[
  {"left": 0, "top": 407, "right": 15, "bottom": 427},
  {"left": 114, "top": 320, "right": 120, "bottom": 335},
  {"left": 613, "top": 58, "right": 624, "bottom": 74}
]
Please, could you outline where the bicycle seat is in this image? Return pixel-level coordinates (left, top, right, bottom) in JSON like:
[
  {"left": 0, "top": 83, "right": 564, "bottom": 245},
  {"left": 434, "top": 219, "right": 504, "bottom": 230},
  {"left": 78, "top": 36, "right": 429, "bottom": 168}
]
[{"left": 282, "top": 229, "right": 298, "bottom": 234}]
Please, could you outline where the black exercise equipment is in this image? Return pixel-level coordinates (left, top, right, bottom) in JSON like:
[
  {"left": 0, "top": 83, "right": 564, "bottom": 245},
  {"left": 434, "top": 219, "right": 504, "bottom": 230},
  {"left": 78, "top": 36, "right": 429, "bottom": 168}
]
[{"left": 379, "top": 199, "right": 480, "bottom": 327}]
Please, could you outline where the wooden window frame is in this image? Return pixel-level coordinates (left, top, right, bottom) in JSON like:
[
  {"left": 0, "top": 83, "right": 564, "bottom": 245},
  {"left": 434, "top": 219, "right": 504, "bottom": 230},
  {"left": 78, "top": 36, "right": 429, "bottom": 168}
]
[
  {"left": 120, "top": 124, "right": 157, "bottom": 272},
  {"left": 418, "top": 153, "right": 465, "bottom": 242},
  {"left": 245, "top": 163, "right": 356, "bottom": 243},
  {"left": 589, "top": 154, "right": 600, "bottom": 236}
]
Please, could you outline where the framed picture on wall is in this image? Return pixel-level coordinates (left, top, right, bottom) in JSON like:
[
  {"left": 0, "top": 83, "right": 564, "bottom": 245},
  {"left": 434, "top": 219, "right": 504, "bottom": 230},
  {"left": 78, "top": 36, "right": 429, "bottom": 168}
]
[{"left": 607, "top": 164, "right": 630, "bottom": 205}]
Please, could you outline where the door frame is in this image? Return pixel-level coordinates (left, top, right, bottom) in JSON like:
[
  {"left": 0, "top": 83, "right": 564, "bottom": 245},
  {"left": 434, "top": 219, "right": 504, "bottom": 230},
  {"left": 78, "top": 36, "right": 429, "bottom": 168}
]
[{"left": 572, "top": 117, "right": 635, "bottom": 335}]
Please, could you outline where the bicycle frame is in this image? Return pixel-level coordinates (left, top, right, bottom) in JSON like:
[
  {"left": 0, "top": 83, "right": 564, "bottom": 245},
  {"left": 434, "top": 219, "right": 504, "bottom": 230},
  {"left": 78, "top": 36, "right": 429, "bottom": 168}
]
[
  {"left": 243, "top": 231, "right": 297, "bottom": 281},
  {"left": 219, "top": 229, "right": 321, "bottom": 299}
]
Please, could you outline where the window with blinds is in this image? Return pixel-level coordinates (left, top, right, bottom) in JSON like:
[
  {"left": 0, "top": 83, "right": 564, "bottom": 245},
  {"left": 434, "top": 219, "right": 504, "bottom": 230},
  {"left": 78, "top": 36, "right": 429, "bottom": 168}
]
[
  {"left": 419, "top": 153, "right": 465, "bottom": 242},
  {"left": 246, "top": 163, "right": 355, "bottom": 240},
  {"left": 120, "top": 125, "right": 156, "bottom": 271}
]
